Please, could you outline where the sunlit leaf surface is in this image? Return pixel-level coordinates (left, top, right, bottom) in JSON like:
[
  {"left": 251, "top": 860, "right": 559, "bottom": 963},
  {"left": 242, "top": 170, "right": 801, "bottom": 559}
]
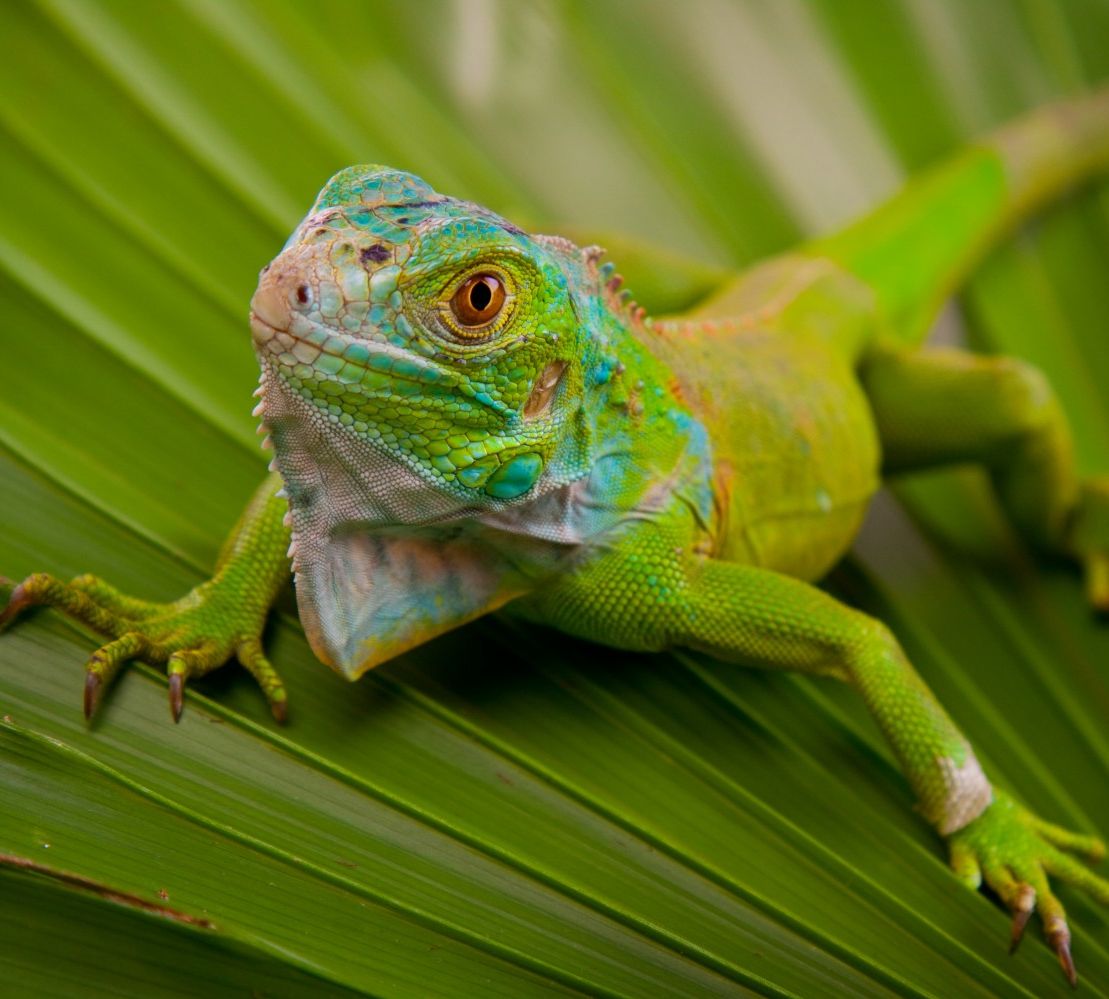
[{"left": 1, "top": 1, "right": 1107, "bottom": 995}]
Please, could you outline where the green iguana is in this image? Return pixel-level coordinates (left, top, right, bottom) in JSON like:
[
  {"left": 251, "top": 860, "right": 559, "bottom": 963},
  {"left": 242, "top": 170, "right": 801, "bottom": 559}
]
[{"left": 4, "top": 87, "right": 1109, "bottom": 985}]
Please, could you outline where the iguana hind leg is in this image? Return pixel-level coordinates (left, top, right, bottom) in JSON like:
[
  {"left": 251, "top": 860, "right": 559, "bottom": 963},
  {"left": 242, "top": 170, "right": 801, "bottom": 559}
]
[{"left": 861, "top": 345, "right": 1109, "bottom": 608}]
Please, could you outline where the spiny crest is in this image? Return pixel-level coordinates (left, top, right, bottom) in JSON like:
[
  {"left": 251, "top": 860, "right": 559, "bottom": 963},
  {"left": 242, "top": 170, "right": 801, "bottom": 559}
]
[{"left": 580, "top": 245, "right": 651, "bottom": 332}]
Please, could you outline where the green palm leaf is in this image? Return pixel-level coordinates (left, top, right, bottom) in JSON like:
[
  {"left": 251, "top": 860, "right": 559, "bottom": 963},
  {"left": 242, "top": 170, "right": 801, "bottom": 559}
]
[{"left": 1, "top": 1, "right": 1107, "bottom": 994}]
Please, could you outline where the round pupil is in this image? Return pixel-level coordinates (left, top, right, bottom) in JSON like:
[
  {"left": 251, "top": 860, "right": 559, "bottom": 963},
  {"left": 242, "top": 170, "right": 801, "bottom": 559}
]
[{"left": 469, "top": 279, "right": 493, "bottom": 312}]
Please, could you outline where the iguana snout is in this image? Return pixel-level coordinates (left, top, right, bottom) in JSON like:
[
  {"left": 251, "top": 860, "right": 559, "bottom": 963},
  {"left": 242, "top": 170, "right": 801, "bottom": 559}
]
[{"left": 249, "top": 257, "right": 302, "bottom": 337}]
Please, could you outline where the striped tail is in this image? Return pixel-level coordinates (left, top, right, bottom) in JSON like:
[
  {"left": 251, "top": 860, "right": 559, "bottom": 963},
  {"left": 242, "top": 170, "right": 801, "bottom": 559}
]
[{"left": 813, "top": 85, "right": 1109, "bottom": 344}]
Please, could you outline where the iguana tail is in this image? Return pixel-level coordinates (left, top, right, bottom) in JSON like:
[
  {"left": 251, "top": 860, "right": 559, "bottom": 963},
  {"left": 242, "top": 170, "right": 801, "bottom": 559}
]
[{"left": 814, "top": 85, "right": 1109, "bottom": 345}]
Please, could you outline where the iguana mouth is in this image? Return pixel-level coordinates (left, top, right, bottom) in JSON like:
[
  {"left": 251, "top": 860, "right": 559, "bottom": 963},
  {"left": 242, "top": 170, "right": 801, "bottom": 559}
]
[{"left": 249, "top": 311, "right": 459, "bottom": 393}]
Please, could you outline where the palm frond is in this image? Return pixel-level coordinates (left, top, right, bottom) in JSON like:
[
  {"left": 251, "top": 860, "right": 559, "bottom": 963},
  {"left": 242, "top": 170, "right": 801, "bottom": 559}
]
[{"left": 1, "top": 1, "right": 1107, "bottom": 994}]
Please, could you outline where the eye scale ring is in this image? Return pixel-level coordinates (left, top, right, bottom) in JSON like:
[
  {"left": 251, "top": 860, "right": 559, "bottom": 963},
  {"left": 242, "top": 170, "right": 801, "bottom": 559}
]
[
  {"left": 450, "top": 273, "right": 506, "bottom": 332},
  {"left": 433, "top": 265, "right": 518, "bottom": 346}
]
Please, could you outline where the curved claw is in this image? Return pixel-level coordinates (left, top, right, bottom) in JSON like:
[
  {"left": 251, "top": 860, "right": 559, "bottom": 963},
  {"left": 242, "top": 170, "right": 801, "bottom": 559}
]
[
  {"left": 168, "top": 672, "right": 185, "bottom": 723},
  {"left": 0, "top": 580, "right": 31, "bottom": 630},
  {"left": 82, "top": 633, "right": 150, "bottom": 722},
  {"left": 1009, "top": 897, "right": 1034, "bottom": 954},
  {"left": 0, "top": 572, "right": 126, "bottom": 635},
  {"left": 83, "top": 672, "right": 101, "bottom": 721},
  {"left": 236, "top": 638, "right": 288, "bottom": 724},
  {"left": 1047, "top": 920, "right": 1077, "bottom": 989}
]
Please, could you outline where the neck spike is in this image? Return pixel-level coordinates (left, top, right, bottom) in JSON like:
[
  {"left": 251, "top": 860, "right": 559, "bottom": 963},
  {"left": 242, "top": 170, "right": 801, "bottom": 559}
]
[{"left": 578, "top": 245, "right": 652, "bottom": 333}]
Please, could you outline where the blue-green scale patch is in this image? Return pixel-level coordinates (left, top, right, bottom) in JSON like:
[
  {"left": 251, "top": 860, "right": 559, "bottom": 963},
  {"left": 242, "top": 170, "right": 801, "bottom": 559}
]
[{"left": 484, "top": 453, "right": 543, "bottom": 499}]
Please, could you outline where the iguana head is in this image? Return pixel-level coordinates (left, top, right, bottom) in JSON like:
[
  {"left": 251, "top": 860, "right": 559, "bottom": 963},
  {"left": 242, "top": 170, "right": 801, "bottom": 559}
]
[
  {"left": 250, "top": 166, "right": 636, "bottom": 676},
  {"left": 251, "top": 165, "right": 605, "bottom": 516}
]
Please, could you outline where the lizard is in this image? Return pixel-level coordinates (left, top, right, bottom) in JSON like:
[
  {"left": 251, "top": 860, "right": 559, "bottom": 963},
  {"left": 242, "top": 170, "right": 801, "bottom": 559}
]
[{"left": 4, "top": 86, "right": 1109, "bottom": 986}]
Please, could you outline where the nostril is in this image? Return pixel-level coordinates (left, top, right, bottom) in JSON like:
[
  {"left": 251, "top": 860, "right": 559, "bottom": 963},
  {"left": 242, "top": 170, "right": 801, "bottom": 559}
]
[{"left": 295, "top": 285, "right": 310, "bottom": 306}]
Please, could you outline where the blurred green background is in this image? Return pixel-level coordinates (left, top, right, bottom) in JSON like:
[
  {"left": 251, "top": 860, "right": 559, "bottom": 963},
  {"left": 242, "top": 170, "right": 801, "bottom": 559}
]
[{"left": 1, "top": 1, "right": 1108, "bottom": 995}]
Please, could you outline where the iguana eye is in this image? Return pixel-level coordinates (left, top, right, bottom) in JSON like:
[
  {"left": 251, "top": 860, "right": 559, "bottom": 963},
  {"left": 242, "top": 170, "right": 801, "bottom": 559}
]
[{"left": 450, "top": 273, "right": 506, "bottom": 331}]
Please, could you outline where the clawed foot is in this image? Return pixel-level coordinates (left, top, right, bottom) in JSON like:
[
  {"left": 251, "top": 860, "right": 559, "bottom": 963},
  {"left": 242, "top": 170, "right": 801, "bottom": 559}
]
[
  {"left": 948, "top": 791, "right": 1108, "bottom": 987},
  {"left": 0, "top": 570, "right": 286, "bottom": 723}
]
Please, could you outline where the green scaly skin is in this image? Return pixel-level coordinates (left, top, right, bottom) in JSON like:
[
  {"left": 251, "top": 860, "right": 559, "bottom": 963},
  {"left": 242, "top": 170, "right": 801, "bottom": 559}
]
[{"left": 6, "top": 88, "right": 1109, "bottom": 985}]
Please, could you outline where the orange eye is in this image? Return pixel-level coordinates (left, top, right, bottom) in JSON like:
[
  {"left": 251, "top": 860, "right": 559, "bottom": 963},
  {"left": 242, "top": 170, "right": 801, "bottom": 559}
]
[{"left": 450, "top": 273, "right": 506, "bottom": 330}]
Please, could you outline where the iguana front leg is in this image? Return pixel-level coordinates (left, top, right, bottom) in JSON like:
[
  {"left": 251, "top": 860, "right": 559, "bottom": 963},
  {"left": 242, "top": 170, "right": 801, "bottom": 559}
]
[
  {"left": 693, "top": 563, "right": 1107, "bottom": 985},
  {"left": 525, "top": 535, "right": 1108, "bottom": 984},
  {"left": 0, "top": 473, "right": 291, "bottom": 721}
]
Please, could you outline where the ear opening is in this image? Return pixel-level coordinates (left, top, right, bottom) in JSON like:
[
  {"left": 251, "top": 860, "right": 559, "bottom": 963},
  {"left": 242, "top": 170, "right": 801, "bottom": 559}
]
[{"left": 523, "top": 361, "right": 568, "bottom": 420}]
